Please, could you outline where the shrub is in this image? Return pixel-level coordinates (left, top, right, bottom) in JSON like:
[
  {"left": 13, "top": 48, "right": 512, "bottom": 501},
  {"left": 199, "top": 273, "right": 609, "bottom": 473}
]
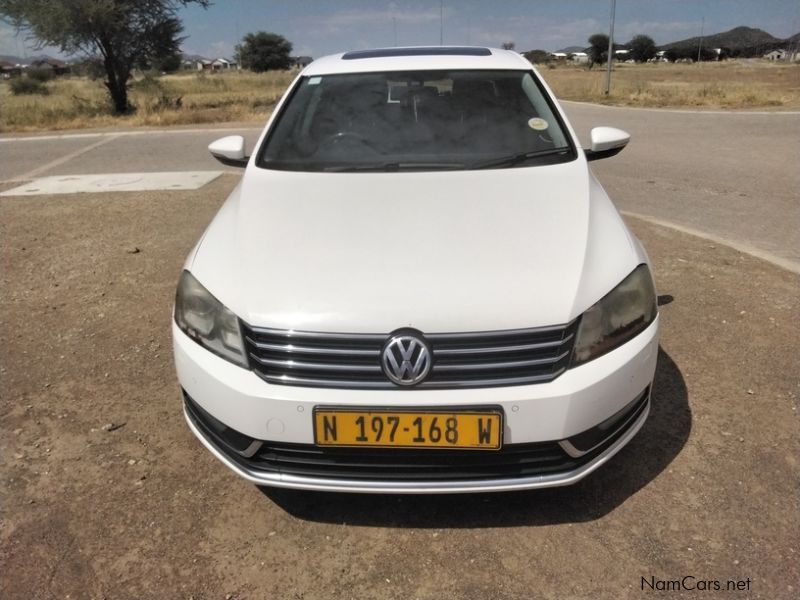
[
  {"left": 26, "top": 67, "right": 55, "bottom": 82},
  {"left": 10, "top": 77, "right": 50, "bottom": 95}
]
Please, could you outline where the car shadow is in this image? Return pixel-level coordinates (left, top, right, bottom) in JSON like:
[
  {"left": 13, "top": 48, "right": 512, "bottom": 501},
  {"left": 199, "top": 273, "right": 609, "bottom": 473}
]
[{"left": 260, "top": 347, "right": 691, "bottom": 527}]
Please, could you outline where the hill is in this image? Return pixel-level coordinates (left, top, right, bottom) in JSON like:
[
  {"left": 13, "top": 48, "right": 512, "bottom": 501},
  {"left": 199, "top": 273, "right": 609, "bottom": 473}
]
[
  {"left": 661, "top": 26, "right": 786, "bottom": 56},
  {"left": 555, "top": 45, "right": 586, "bottom": 54}
]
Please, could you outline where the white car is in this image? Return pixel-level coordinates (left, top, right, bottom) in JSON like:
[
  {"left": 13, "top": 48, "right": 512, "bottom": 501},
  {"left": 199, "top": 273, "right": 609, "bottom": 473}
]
[{"left": 173, "top": 47, "right": 659, "bottom": 493}]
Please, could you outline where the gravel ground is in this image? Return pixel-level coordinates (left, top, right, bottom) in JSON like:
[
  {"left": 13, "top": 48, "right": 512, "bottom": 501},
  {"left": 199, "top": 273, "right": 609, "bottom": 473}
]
[{"left": 1, "top": 174, "right": 798, "bottom": 599}]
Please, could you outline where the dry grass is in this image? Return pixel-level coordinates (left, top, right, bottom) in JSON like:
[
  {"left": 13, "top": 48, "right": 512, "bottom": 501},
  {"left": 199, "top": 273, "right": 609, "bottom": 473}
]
[
  {"left": 0, "top": 70, "right": 295, "bottom": 132},
  {"left": 1, "top": 60, "right": 798, "bottom": 133},
  {"left": 538, "top": 59, "right": 800, "bottom": 109}
]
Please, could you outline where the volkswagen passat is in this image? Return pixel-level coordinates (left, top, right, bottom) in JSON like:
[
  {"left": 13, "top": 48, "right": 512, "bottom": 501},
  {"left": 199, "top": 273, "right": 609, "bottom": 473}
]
[{"left": 173, "top": 47, "right": 659, "bottom": 493}]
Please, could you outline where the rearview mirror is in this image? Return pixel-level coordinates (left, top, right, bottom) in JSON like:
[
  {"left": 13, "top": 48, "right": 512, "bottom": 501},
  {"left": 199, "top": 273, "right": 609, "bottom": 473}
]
[
  {"left": 584, "top": 127, "right": 630, "bottom": 162},
  {"left": 208, "top": 135, "right": 248, "bottom": 168}
]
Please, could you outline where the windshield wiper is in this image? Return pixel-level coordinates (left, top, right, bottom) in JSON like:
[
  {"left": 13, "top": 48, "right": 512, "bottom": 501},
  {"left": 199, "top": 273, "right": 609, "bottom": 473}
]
[
  {"left": 469, "top": 147, "right": 571, "bottom": 170},
  {"left": 323, "top": 162, "right": 465, "bottom": 172}
]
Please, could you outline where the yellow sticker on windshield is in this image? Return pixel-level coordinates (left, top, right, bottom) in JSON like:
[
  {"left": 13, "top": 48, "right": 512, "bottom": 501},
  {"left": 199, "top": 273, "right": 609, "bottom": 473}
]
[{"left": 528, "top": 118, "right": 549, "bottom": 131}]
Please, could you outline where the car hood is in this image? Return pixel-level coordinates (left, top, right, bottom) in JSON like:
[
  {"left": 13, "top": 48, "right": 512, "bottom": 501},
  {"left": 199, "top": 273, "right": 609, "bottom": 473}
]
[{"left": 191, "top": 160, "right": 642, "bottom": 333}]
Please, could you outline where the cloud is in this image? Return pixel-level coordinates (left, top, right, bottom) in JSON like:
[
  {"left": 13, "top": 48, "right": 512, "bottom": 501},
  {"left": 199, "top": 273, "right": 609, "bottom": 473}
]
[
  {"left": 302, "top": 6, "right": 447, "bottom": 37},
  {"left": 0, "top": 24, "right": 66, "bottom": 59},
  {"left": 0, "top": 24, "right": 24, "bottom": 56},
  {"left": 209, "top": 40, "right": 234, "bottom": 58}
]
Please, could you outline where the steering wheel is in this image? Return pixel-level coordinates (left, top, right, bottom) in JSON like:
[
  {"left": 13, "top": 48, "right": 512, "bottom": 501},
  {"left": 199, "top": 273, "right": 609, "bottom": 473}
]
[{"left": 317, "top": 131, "right": 380, "bottom": 153}]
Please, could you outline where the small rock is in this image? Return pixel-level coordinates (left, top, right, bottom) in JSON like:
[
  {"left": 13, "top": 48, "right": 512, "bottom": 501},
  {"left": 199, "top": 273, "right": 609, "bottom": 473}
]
[
  {"left": 126, "top": 246, "right": 141, "bottom": 254},
  {"left": 739, "top": 437, "right": 745, "bottom": 442},
  {"left": 101, "top": 422, "right": 125, "bottom": 432},
  {"left": 747, "top": 389, "right": 754, "bottom": 395},
  {"left": 268, "top": 531, "right": 276, "bottom": 537},
  {"left": 128, "top": 459, "right": 137, "bottom": 466},
  {"left": 12, "top": 428, "right": 22, "bottom": 435}
]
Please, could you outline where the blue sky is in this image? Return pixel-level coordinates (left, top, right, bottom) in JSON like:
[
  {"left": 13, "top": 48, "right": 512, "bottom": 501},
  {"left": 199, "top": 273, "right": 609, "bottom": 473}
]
[{"left": 2, "top": 1, "right": 798, "bottom": 60}]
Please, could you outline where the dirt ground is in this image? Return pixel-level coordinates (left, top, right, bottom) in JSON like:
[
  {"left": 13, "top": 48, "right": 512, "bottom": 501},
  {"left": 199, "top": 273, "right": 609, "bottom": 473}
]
[{"left": 1, "top": 174, "right": 798, "bottom": 599}]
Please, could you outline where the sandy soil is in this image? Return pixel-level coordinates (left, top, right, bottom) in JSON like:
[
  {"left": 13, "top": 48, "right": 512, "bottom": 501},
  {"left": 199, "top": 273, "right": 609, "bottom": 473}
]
[{"left": 1, "top": 174, "right": 798, "bottom": 599}]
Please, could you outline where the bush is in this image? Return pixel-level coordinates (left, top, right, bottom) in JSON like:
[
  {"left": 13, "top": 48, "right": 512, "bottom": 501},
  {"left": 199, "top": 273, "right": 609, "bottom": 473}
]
[
  {"left": 10, "top": 77, "right": 50, "bottom": 95},
  {"left": 26, "top": 67, "right": 55, "bottom": 82}
]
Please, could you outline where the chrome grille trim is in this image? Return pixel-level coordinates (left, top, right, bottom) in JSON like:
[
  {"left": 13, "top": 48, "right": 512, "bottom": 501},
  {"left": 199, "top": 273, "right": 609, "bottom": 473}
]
[
  {"left": 242, "top": 319, "right": 578, "bottom": 389},
  {"left": 244, "top": 337, "right": 380, "bottom": 356},
  {"left": 257, "top": 370, "right": 568, "bottom": 389},
  {"left": 249, "top": 356, "right": 383, "bottom": 373},
  {"left": 246, "top": 327, "right": 387, "bottom": 341},
  {"left": 433, "top": 335, "right": 573, "bottom": 356},
  {"left": 432, "top": 350, "right": 571, "bottom": 372}
]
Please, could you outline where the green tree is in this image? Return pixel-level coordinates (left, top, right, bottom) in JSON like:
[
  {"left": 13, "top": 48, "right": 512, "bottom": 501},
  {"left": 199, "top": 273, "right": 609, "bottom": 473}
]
[
  {"left": 629, "top": 34, "right": 656, "bottom": 62},
  {"left": 524, "top": 49, "right": 550, "bottom": 64},
  {"left": 236, "top": 31, "right": 293, "bottom": 73},
  {"left": 0, "top": 0, "right": 208, "bottom": 114},
  {"left": 587, "top": 33, "right": 609, "bottom": 68}
]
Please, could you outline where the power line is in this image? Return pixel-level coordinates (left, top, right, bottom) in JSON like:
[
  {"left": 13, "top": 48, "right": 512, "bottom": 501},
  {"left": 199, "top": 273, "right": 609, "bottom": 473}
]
[
  {"left": 440, "top": 0, "right": 444, "bottom": 46},
  {"left": 604, "top": 0, "right": 616, "bottom": 95},
  {"left": 697, "top": 16, "right": 704, "bottom": 62}
]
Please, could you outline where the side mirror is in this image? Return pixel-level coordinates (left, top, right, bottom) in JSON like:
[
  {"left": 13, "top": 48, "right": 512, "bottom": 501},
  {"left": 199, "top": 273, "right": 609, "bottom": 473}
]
[
  {"left": 208, "top": 135, "right": 248, "bottom": 167},
  {"left": 584, "top": 127, "right": 630, "bottom": 161}
]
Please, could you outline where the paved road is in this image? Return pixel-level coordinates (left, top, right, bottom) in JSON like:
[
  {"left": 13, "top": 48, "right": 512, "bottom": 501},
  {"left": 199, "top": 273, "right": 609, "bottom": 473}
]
[{"left": 1, "top": 105, "right": 798, "bottom": 271}]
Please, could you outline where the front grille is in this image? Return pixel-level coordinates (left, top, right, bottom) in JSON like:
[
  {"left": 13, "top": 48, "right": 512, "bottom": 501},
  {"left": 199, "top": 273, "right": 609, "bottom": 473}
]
[
  {"left": 183, "top": 389, "right": 649, "bottom": 483},
  {"left": 241, "top": 320, "right": 579, "bottom": 389},
  {"left": 246, "top": 440, "right": 578, "bottom": 481}
]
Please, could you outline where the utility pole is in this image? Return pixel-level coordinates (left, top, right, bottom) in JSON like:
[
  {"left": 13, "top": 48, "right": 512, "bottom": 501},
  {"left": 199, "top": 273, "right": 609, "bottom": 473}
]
[
  {"left": 697, "top": 16, "right": 704, "bottom": 62},
  {"left": 604, "top": 0, "right": 616, "bottom": 95},
  {"left": 440, "top": 0, "right": 444, "bottom": 46}
]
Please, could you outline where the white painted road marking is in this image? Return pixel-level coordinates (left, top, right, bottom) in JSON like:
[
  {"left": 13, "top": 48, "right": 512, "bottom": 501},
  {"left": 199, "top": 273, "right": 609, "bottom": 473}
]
[
  {"left": 0, "top": 127, "right": 262, "bottom": 143},
  {"left": 13, "top": 135, "right": 120, "bottom": 181},
  {"left": 0, "top": 171, "right": 223, "bottom": 196},
  {"left": 621, "top": 211, "right": 799, "bottom": 275}
]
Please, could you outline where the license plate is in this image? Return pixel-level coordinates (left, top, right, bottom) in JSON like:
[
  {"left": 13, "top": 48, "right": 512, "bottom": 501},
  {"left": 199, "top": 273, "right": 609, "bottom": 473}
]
[{"left": 313, "top": 408, "right": 503, "bottom": 450}]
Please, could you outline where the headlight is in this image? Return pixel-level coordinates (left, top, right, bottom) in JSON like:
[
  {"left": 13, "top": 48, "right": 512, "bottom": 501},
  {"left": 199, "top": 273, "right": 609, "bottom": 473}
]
[
  {"left": 174, "top": 270, "right": 248, "bottom": 368},
  {"left": 571, "top": 264, "right": 657, "bottom": 366}
]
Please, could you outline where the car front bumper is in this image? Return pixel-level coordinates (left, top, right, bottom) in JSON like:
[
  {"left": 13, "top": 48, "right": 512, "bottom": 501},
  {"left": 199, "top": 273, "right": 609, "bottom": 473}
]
[{"left": 173, "top": 316, "right": 659, "bottom": 493}]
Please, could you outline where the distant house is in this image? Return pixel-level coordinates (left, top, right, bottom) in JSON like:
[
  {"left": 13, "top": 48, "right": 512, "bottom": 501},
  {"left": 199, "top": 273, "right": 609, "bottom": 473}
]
[
  {"left": 763, "top": 49, "right": 787, "bottom": 61},
  {"left": 211, "top": 57, "right": 238, "bottom": 70},
  {"left": 569, "top": 51, "right": 589, "bottom": 64},
  {"left": 290, "top": 56, "right": 313, "bottom": 69},
  {"left": 1, "top": 59, "right": 22, "bottom": 78},
  {"left": 549, "top": 52, "right": 568, "bottom": 61},
  {"left": 30, "top": 58, "right": 70, "bottom": 75}
]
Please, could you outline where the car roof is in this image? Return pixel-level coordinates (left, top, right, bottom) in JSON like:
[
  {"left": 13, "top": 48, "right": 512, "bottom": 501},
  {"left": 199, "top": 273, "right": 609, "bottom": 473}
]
[{"left": 303, "top": 46, "right": 531, "bottom": 76}]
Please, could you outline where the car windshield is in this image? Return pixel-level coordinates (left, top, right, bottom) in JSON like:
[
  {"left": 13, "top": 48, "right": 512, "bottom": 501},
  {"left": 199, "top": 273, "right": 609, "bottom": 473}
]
[{"left": 257, "top": 69, "right": 575, "bottom": 172}]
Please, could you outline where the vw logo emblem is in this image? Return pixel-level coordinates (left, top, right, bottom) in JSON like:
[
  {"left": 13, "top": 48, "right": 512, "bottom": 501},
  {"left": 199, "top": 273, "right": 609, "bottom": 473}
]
[{"left": 381, "top": 333, "right": 432, "bottom": 386}]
